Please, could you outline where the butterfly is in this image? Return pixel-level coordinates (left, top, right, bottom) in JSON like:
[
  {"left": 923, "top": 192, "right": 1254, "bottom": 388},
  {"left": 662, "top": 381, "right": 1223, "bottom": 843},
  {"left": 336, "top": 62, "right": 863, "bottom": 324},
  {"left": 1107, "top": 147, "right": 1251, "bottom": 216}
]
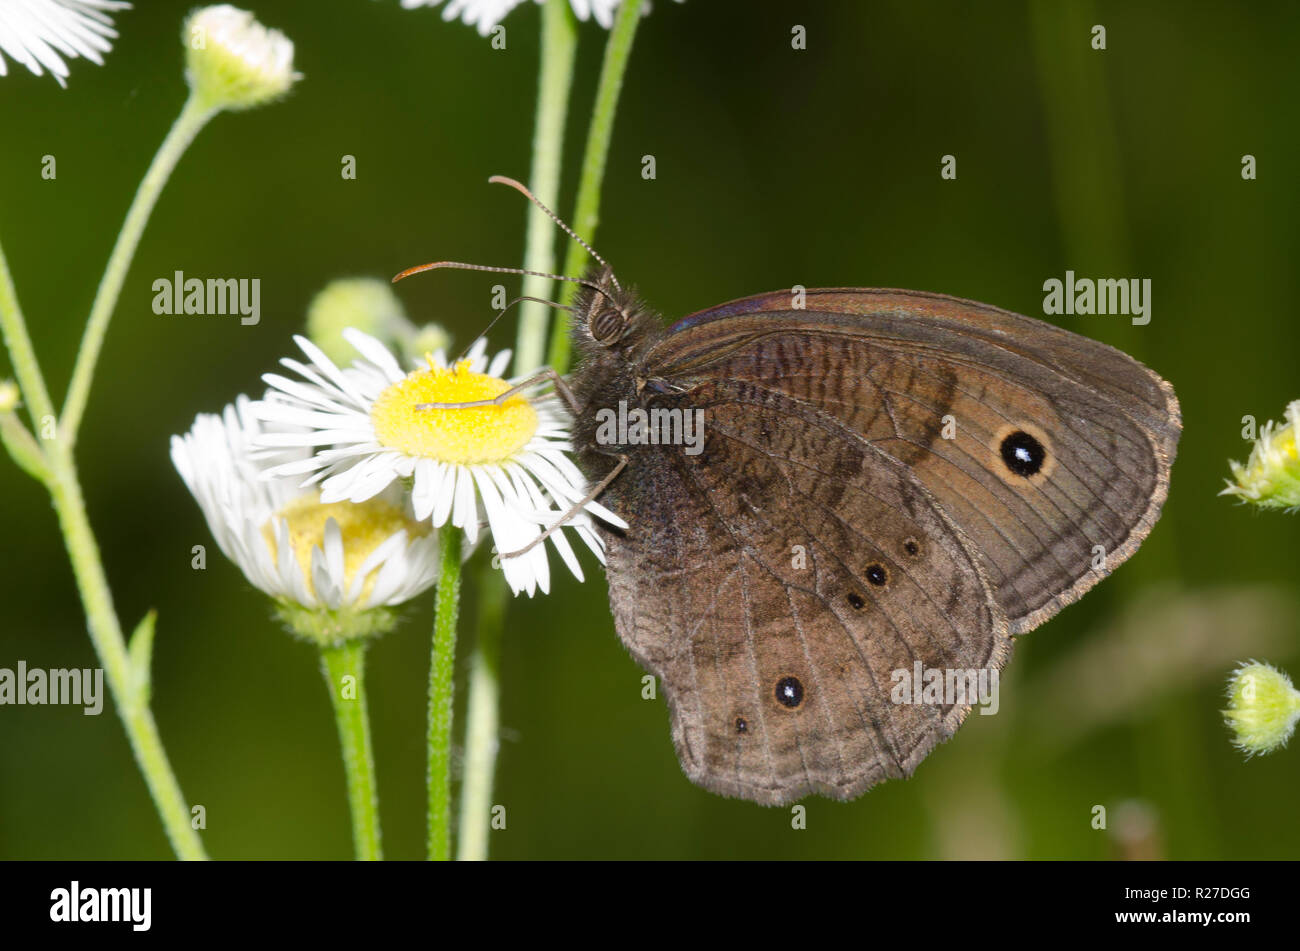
[{"left": 401, "top": 177, "right": 1181, "bottom": 806}]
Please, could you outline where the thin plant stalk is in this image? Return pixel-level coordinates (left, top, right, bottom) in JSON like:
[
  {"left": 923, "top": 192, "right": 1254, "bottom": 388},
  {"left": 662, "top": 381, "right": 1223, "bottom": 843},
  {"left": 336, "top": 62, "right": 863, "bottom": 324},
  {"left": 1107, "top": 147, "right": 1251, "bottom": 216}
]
[
  {"left": 61, "top": 93, "right": 216, "bottom": 446},
  {"left": 546, "top": 0, "right": 644, "bottom": 374},
  {"left": 0, "top": 93, "right": 217, "bottom": 859},
  {"left": 513, "top": 0, "right": 578, "bottom": 374},
  {"left": 455, "top": 0, "right": 645, "bottom": 862},
  {"left": 427, "top": 526, "right": 464, "bottom": 860},
  {"left": 321, "top": 640, "right": 383, "bottom": 860},
  {"left": 456, "top": 0, "right": 578, "bottom": 866},
  {"left": 456, "top": 570, "right": 506, "bottom": 861}
]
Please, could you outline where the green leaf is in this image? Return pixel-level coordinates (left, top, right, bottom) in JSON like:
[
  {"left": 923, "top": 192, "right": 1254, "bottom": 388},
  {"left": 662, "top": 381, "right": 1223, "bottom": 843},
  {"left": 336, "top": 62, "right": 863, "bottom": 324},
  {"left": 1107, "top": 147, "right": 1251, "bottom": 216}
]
[{"left": 128, "top": 610, "right": 157, "bottom": 704}]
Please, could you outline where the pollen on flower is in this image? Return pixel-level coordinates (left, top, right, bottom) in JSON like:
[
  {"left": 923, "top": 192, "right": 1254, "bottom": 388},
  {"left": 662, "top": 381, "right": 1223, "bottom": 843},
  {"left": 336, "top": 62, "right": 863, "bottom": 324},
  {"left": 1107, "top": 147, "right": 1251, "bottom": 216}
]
[
  {"left": 369, "top": 359, "right": 539, "bottom": 464},
  {"left": 263, "top": 494, "right": 425, "bottom": 601}
]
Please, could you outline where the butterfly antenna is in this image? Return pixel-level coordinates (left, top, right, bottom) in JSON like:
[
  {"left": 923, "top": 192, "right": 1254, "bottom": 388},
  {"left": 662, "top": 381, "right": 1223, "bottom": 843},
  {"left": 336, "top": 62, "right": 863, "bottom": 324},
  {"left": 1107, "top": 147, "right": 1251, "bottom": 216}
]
[
  {"left": 488, "top": 175, "right": 621, "bottom": 290},
  {"left": 455, "top": 296, "right": 574, "bottom": 363},
  {"left": 392, "top": 260, "right": 606, "bottom": 296}
]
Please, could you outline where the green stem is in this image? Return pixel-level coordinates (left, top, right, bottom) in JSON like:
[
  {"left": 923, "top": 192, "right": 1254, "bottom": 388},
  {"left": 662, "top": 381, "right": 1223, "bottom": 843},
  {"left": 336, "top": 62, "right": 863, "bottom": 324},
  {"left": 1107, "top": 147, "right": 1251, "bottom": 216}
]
[
  {"left": 453, "top": 0, "right": 580, "bottom": 866},
  {"left": 427, "top": 526, "right": 463, "bottom": 860},
  {"left": 320, "top": 640, "right": 382, "bottom": 861},
  {"left": 456, "top": 570, "right": 507, "bottom": 861},
  {"left": 0, "top": 241, "right": 56, "bottom": 427},
  {"left": 46, "top": 452, "right": 207, "bottom": 859},
  {"left": 513, "top": 0, "right": 578, "bottom": 375},
  {"left": 546, "top": 0, "right": 644, "bottom": 374},
  {"left": 60, "top": 92, "right": 216, "bottom": 446},
  {"left": 0, "top": 234, "right": 205, "bottom": 859}
]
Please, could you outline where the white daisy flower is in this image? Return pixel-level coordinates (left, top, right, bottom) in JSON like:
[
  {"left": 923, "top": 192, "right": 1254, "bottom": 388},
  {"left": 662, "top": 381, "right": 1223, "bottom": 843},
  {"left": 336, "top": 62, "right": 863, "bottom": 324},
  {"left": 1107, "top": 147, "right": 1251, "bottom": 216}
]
[
  {"left": 171, "top": 395, "right": 440, "bottom": 643},
  {"left": 252, "top": 329, "right": 626, "bottom": 598},
  {"left": 0, "top": 0, "right": 130, "bottom": 87},
  {"left": 399, "top": 0, "right": 662, "bottom": 35}
]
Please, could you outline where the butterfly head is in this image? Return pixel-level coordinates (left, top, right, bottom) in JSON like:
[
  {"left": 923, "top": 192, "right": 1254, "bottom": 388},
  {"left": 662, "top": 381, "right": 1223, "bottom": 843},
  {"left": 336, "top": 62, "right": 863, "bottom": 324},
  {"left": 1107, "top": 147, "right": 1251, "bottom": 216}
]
[{"left": 572, "top": 264, "right": 660, "bottom": 363}]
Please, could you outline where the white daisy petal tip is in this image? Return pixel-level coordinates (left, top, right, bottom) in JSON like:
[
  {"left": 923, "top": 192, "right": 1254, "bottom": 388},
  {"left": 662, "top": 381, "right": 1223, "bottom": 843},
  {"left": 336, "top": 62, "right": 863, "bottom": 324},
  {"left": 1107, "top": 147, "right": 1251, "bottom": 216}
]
[
  {"left": 399, "top": 0, "right": 678, "bottom": 35},
  {"left": 0, "top": 0, "right": 131, "bottom": 87}
]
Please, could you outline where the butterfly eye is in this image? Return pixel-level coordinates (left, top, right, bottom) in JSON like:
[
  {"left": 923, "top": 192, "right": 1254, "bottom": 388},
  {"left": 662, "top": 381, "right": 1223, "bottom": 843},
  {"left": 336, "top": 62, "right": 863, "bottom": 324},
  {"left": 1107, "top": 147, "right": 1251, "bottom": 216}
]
[{"left": 590, "top": 307, "right": 625, "bottom": 342}]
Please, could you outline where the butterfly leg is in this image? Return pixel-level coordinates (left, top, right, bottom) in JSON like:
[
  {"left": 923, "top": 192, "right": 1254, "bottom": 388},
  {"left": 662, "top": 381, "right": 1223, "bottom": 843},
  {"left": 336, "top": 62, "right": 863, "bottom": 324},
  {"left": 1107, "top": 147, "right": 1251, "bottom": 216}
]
[
  {"left": 499, "top": 453, "right": 628, "bottom": 560},
  {"left": 416, "top": 367, "right": 583, "bottom": 417}
]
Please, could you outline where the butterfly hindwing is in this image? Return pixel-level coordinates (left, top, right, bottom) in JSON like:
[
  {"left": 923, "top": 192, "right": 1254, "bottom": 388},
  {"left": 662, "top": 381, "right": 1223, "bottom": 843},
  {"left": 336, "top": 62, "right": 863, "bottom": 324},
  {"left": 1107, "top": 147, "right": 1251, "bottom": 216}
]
[{"left": 599, "top": 378, "right": 1007, "bottom": 804}]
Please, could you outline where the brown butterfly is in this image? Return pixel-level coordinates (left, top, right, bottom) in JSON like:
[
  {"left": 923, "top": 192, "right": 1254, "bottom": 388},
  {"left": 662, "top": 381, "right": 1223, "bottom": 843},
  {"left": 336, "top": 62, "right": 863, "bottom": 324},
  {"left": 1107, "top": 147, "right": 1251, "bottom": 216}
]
[{"left": 402, "top": 179, "right": 1181, "bottom": 806}]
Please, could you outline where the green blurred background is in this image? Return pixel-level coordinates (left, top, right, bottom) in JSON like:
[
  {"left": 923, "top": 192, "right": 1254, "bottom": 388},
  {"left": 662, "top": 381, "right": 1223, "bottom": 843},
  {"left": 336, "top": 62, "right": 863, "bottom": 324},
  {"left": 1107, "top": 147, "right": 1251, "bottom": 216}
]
[{"left": 2, "top": 0, "right": 1298, "bottom": 859}]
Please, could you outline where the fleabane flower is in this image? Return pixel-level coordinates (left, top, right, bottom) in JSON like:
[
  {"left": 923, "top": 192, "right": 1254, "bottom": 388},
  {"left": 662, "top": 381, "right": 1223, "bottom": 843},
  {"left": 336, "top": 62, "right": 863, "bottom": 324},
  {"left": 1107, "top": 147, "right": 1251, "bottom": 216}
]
[
  {"left": 171, "top": 395, "right": 439, "bottom": 645},
  {"left": 184, "top": 4, "right": 299, "bottom": 112},
  {"left": 1222, "top": 400, "right": 1300, "bottom": 510},
  {"left": 1223, "top": 660, "right": 1300, "bottom": 756},
  {"left": 252, "top": 330, "right": 626, "bottom": 597},
  {"left": 0, "top": 0, "right": 130, "bottom": 87}
]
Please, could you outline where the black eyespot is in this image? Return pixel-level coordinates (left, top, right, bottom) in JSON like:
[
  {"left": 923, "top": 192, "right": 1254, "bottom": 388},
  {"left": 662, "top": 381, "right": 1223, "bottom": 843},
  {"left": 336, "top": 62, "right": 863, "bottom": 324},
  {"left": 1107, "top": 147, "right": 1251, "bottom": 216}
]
[
  {"left": 775, "top": 676, "right": 804, "bottom": 709},
  {"left": 902, "top": 537, "right": 921, "bottom": 558},
  {"left": 864, "top": 562, "right": 888, "bottom": 586},
  {"left": 847, "top": 592, "right": 865, "bottom": 610},
  {"left": 590, "top": 307, "right": 624, "bottom": 342},
  {"left": 1000, "top": 430, "right": 1046, "bottom": 477},
  {"left": 735, "top": 716, "right": 749, "bottom": 735}
]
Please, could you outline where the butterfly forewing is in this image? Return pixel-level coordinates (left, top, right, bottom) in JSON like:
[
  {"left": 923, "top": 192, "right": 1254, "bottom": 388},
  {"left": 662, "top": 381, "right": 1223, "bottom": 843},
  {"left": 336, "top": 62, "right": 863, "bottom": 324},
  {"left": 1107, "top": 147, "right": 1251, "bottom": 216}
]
[{"left": 646, "top": 288, "right": 1180, "bottom": 632}]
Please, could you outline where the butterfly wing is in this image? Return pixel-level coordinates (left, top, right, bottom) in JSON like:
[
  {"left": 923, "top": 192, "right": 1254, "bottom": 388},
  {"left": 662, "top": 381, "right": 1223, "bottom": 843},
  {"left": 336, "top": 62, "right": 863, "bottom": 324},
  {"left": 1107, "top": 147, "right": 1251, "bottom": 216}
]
[
  {"left": 647, "top": 287, "right": 1181, "bottom": 632},
  {"left": 595, "top": 287, "right": 1177, "bottom": 804}
]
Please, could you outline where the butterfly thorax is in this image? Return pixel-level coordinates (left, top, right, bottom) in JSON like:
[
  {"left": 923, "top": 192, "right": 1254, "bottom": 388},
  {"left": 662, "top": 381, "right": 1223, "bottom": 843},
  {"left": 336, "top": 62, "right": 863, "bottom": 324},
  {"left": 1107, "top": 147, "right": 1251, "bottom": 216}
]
[{"left": 568, "top": 266, "right": 667, "bottom": 463}]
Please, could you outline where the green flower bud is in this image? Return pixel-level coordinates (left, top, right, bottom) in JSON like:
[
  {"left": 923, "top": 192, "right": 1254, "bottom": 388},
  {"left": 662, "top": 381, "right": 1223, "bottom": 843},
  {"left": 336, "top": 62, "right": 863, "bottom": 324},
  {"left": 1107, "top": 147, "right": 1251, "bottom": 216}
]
[
  {"left": 397, "top": 323, "right": 453, "bottom": 367},
  {"left": 306, "top": 278, "right": 413, "bottom": 367},
  {"left": 184, "top": 5, "right": 299, "bottom": 113},
  {"left": 1223, "top": 661, "right": 1300, "bottom": 756},
  {"left": 1222, "top": 400, "right": 1300, "bottom": 511}
]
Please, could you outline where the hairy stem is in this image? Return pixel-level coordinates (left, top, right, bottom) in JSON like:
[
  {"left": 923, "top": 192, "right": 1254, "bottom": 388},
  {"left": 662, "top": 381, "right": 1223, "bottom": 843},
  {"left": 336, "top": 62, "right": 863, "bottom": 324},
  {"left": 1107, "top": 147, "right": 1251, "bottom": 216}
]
[
  {"left": 427, "top": 526, "right": 463, "bottom": 860},
  {"left": 320, "top": 640, "right": 382, "bottom": 861}
]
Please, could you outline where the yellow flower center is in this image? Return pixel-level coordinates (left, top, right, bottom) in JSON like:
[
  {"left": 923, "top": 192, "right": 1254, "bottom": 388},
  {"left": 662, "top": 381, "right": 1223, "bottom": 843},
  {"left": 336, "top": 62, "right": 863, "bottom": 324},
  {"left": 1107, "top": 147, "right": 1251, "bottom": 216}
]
[
  {"left": 263, "top": 493, "right": 425, "bottom": 601},
  {"left": 369, "top": 358, "right": 538, "bottom": 464}
]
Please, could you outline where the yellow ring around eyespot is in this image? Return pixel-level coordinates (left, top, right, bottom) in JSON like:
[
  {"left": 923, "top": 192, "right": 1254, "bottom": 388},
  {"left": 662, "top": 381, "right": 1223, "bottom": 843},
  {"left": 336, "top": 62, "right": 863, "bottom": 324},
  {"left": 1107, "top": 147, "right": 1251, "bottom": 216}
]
[
  {"left": 263, "top": 493, "right": 427, "bottom": 602},
  {"left": 369, "top": 359, "right": 538, "bottom": 465}
]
